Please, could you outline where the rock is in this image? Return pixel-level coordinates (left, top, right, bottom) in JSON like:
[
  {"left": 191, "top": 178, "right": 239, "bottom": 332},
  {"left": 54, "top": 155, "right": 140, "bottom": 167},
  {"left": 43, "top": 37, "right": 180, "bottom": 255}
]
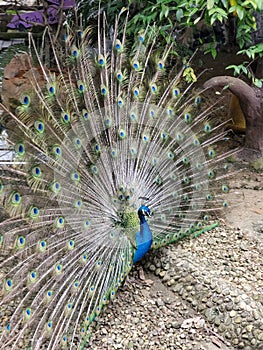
[
  {"left": 167, "top": 278, "right": 175, "bottom": 286},
  {"left": 171, "top": 321, "right": 181, "bottom": 329},
  {"left": 230, "top": 310, "right": 237, "bottom": 318},
  {"left": 2, "top": 53, "right": 46, "bottom": 110},
  {"left": 159, "top": 270, "right": 166, "bottom": 278},
  {"left": 246, "top": 325, "right": 253, "bottom": 332},
  {"left": 234, "top": 316, "right": 242, "bottom": 324},
  {"left": 149, "top": 264, "right": 156, "bottom": 272},
  {"left": 156, "top": 298, "right": 164, "bottom": 307}
]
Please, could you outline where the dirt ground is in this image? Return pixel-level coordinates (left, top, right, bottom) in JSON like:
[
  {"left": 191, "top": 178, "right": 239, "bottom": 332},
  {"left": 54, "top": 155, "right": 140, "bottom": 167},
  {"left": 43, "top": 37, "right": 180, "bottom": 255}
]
[{"left": 227, "top": 169, "right": 263, "bottom": 237}]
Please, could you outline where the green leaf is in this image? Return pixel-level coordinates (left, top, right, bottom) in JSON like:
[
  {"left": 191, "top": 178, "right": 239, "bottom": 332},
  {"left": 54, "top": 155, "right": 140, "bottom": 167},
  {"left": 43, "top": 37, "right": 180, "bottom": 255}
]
[
  {"left": 221, "top": 0, "right": 228, "bottom": 8},
  {"left": 246, "top": 51, "right": 252, "bottom": 58},
  {"left": 253, "top": 79, "right": 263, "bottom": 88},
  {"left": 209, "top": 7, "right": 227, "bottom": 16},
  {"left": 239, "top": 38, "right": 245, "bottom": 49},
  {"left": 217, "top": 8, "right": 228, "bottom": 17},
  {"left": 176, "top": 9, "right": 184, "bottom": 21},
  {"left": 188, "top": 7, "right": 199, "bottom": 17},
  {"left": 243, "top": 44, "right": 263, "bottom": 55},
  {"left": 241, "top": 66, "right": 248, "bottom": 74},
  {"left": 207, "top": 0, "right": 214, "bottom": 10},
  {"left": 226, "top": 65, "right": 241, "bottom": 75},
  {"left": 164, "top": 5, "right": 169, "bottom": 18},
  {"left": 242, "top": 0, "right": 261, "bottom": 10},
  {"left": 210, "top": 13, "right": 217, "bottom": 25},
  {"left": 211, "top": 48, "right": 217, "bottom": 59},
  {"left": 236, "top": 6, "right": 244, "bottom": 20},
  {"left": 204, "top": 47, "right": 217, "bottom": 58},
  {"left": 226, "top": 65, "right": 237, "bottom": 70},
  {"left": 193, "top": 16, "right": 202, "bottom": 24}
]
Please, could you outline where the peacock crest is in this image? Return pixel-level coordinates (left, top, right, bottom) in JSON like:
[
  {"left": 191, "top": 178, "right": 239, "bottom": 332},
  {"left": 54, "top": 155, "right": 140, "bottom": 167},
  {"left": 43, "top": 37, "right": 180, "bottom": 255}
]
[{"left": 0, "top": 9, "right": 236, "bottom": 349}]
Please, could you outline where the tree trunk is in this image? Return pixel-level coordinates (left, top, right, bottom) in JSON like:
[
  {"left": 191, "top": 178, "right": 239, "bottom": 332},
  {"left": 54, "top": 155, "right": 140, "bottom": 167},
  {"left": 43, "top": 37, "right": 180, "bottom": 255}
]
[{"left": 203, "top": 76, "right": 263, "bottom": 160}]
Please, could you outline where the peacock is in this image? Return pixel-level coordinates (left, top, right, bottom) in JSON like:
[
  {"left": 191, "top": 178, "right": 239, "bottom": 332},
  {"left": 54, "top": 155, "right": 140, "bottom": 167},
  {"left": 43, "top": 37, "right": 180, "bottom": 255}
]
[{"left": 0, "top": 8, "right": 236, "bottom": 349}]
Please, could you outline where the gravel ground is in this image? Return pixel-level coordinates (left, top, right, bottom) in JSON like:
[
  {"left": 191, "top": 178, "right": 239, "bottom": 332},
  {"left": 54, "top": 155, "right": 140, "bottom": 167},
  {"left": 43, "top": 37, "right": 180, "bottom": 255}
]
[{"left": 87, "top": 224, "right": 262, "bottom": 350}]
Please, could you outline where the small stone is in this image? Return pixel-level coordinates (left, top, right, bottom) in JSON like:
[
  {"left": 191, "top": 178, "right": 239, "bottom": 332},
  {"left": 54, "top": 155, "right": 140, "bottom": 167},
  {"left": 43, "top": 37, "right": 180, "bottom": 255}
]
[
  {"left": 159, "top": 270, "right": 166, "bottom": 278},
  {"left": 233, "top": 338, "right": 239, "bottom": 345},
  {"left": 239, "top": 301, "right": 247, "bottom": 310},
  {"left": 122, "top": 339, "right": 129, "bottom": 346},
  {"left": 185, "top": 285, "right": 193, "bottom": 292},
  {"left": 205, "top": 309, "right": 215, "bottom": 322},
  {"left": 132, "top": 317, "right": 140, "bottom": 324},
  {"left": 191, "top": 300, "right": 198, "bottom": 307},
  {"left": 162, "top": 274, "right": 170, "bottom": 283},
  {"left": 225, "top": 302, "right": 234, "bottom": 311},
  {"left": 218, "top": 324, "right": 226, "bottom": 333},
  {"left": 186, "top": 297, "right": 193, "bottom": 303},
  {"left": 214, "top": 317, "right": 221, "bottom": 326},
  {"left": 156, "top": 298, "right": 164, "bottom": 307},
  {"left": 171, "top": 321, "right": 181, "bottom": 329},
  {"left": 172, "top": 284, "right": 183, "bottom": 292},
  {"left": 155, "top": 268, "right": 161, "bottom": 276},
  {"left": 163, "top": 263, "right": 170, "bottom": 270},
  {"left": 101, "top": 327, "right": 108, "bottom": 335},
  {"left": 224, "top": 316, "right": 232, "bottom": 326},
  {"left": 235, "top": 316, "right": 242, "bottom": 324},
  {"left": 167, "top": 279, "right": 175, "bottom": 287},
  {"left": 246, "top": 325, "right": 253, "bottom": 332},
  {"left": 128, "top": 341, "right": 134, "bottom": 349},
  {"left": 207, "top": 238, "right": 215, "bottom": 245},
  {"left": 173, "top": 275, "right": 181, "bottom": 281},
  {"left": 253, "top": 311, "right": 260, "bottom": 320},
  {"left": 149, "top": 264, "right": 156, "bottom": 272},
  {"left": 164, "top": 297, "right": 173, "bottom": 305},
  {"left": 198, "top": 303, "right": 206, "bottom": 311},
  {"left": 251, "top": 338, "right": 257, "bottom": 346},
  {"left": 230, "top": 310, "right": 237, "bottom": 317}
]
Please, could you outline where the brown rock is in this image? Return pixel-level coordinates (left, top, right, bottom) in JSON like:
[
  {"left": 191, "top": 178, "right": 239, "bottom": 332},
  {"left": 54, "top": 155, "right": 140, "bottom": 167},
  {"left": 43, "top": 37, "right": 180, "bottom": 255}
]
[{"left": 1, "top": 53, "right": 45, "bottom": 110}]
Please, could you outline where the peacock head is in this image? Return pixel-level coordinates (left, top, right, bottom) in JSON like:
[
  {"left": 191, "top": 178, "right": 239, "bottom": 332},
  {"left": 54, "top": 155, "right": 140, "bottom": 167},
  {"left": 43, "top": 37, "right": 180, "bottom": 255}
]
[{"left": 138, "top": 205, "right": 151, "bottom": 220}]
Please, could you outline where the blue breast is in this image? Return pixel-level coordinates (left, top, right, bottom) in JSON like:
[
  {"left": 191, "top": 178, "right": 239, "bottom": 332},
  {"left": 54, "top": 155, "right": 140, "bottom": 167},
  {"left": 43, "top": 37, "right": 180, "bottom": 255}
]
[{"left": 133, "top": 214, "right": 152, "bottom": 263}]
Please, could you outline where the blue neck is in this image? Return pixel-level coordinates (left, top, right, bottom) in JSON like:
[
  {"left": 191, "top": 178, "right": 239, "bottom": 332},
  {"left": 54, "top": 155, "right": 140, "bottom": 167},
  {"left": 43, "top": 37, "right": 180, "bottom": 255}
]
[
  {"left": 139, "top": 214, "right": 147, "bottom": 225},
  {"left": 133, "top": 207, "right": 153, "bottom": 263}
]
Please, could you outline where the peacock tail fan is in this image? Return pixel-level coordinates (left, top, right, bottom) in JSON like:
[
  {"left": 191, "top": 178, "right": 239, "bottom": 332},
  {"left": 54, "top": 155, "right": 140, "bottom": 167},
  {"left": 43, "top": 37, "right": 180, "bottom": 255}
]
[{"left": 0, "top": 9, "right": 237, "bottom": 349}]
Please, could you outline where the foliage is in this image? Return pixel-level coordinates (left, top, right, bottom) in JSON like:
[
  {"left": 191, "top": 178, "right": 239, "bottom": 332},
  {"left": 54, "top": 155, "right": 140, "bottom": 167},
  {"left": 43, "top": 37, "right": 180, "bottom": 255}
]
[
  {"left": 76, "top": 1, "right": 263, "bottom": 84},
  {"left": 77, "top": 0, "right": 262, "bottom": 49},
  {"left": 226, "top": 43, "right": 263, "bottom": 87}
]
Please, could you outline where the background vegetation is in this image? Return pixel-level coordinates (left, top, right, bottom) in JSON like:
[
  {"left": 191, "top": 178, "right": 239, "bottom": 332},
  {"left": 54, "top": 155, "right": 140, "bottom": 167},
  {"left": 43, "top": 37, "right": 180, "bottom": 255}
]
[{"left": 77, "top": 0, "right": 263, "bottom": 85}]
